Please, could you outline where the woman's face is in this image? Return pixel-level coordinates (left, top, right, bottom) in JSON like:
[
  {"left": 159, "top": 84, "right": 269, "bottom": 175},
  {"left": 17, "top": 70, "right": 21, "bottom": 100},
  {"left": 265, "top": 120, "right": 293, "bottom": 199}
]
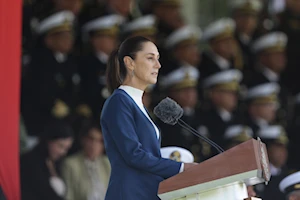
[
  {"left": 82, "top": 128, "right": 104, "bottom": 160},
  {"left": 130, "top": 42, "right": 161, "bottom": 88},
  {"left": 48, "top": 137, "right": 73, "bottom": 161}
]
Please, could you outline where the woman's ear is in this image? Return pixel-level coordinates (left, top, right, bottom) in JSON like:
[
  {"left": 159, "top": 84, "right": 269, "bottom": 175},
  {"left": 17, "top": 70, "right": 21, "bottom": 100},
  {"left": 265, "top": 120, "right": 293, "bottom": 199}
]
[{"left": 123, "top": 56, "right": 135, "bottom": 71}]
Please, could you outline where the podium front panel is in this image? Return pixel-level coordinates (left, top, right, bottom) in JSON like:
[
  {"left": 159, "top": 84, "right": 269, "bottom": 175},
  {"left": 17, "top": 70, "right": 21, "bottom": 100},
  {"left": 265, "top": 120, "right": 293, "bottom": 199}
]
[{"left": 164, "top": 182, "right": 248, "bottom": 200}]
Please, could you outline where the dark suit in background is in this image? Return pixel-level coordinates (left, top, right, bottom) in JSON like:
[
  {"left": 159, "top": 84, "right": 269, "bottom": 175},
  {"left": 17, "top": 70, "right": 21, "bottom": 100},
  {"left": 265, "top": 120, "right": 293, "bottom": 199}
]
[{"left": 0, "top": 187, "right": 6, "bottom": 200}]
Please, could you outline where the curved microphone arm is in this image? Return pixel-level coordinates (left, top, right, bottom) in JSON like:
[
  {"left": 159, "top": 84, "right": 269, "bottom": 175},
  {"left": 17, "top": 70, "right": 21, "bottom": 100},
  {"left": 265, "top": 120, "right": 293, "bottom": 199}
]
[{"left": 178, "top": 119, "right": 224, "bottom": 153}]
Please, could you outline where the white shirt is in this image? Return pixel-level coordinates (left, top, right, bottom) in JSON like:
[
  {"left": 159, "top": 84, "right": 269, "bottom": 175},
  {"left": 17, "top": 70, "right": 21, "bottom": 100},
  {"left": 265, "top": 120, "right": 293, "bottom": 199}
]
[
  {"left": 54, "top": 52, "right": 67, "bottom": 63},
  {"left": 119, "top": 85, "right": 185, "bottom": 172},
  {"left": 218, "top": 109, "right": 232, "bottom": 122},
  {"left": 49, "top": 176, "right": 66, "bottom": 197},
  {"left": 96, "top": 51, "right": 109, "bottom": 64},
  {"left": 183, "top": 107, "right": 195, "bottom": 117},
  {"left": 84, "top": 158, "right": 106, "bottom": 200},
  {"left": 255, "top": 117, "right": 269, "bottom": 128},
  {"left": 270, "top": 163, "right": 282, "bottom": 176},
  {"left": 261, "top": 66, "right": 279, "bottom": 82},
  {"left": 238, "top": 33, "right": 251, "bottom": 45},
  {"left": 210, "top": 52, "right": 231, "bottom": 70}
]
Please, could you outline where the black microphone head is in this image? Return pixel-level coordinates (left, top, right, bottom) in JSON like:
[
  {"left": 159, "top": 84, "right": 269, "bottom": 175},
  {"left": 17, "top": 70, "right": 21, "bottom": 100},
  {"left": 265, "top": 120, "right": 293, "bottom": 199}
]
[{"left": 153, "top": 97, "right": 183, "bottom": 125}]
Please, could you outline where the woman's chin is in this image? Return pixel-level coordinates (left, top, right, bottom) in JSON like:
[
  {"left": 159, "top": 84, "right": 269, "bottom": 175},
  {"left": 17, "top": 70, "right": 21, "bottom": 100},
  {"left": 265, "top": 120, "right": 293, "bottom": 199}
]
[{"left": 149, "top": 78, "right": 157, "bottom": 84}]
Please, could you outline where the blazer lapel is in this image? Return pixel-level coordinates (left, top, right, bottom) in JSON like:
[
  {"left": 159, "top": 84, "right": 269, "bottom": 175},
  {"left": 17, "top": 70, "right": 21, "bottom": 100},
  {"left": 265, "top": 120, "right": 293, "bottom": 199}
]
[{"left": 143, "top": 106, "right": 160, "bottom": 142}]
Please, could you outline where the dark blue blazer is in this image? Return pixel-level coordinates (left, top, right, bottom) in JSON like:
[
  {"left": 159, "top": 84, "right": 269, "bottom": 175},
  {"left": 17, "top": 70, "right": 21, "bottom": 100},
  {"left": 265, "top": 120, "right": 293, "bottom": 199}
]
[{"left": 101, "top": 89, "right": 182, "bottom": 200}]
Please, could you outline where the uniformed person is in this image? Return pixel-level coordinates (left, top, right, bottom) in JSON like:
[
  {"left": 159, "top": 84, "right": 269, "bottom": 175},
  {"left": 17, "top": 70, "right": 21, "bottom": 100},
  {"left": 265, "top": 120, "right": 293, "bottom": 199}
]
[
  {"left": 150, "top": 0, "right": 185, "bottom": 47},
  {"left": 78, "top": 14, "right": 124, "bottom": 121},
  {"left": 244, "top": 82, "right": 280, "bottom": 135},
  {"left": 153, "top": 25, "right": 201, "bottom": 107},
  {"left": 249, "top": 31, "right": 291, "bottom": 127},
  {"left": 21, "top": 10, "right": 80, "bottom": 135},
  {"left": 121, "top": 14, "right": 158, "bottom": 43},
  {"left": 157, "top": 66, "right": 203, "bottom": 162},
  {"left": 277, "top": 0, "right": 300, "bottom": 95},
  {"left": 279, "top": 171, "right": 300, "bottom": 200},
  {"left": 223, "top": 124, "right": 253, "bottom": 150},
  {"left": 78, "top": 0, "right": 137, "bottom": 27},
  {"left": 22, "top": 0, "right": 83, "bottom": 59},
  {"left": 197, "top": 68, "right": 243, "bottom": 157},
  {"left": 199, "top": 18, "right": 240, "bottom": 81},
  {"left": 160, "top": 25, "right": 202, "bottom": 75},
  {"left": 255, "top": 125, "right": 289, "bottom": 200},
  {"left": 229, "top": 0, "right": 263, "bottom": 73}
]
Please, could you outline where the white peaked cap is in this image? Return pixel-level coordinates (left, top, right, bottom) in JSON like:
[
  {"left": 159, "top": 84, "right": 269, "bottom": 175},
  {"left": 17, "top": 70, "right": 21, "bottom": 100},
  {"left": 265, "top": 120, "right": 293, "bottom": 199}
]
[
  {"left": 229, "top": 0, "right": 263, "bottom": 12},
  {"left": 161, "top": 146, "right": 194, "bottom": 163},
  {"left": 246, "top": 82, "right": 280, "bottom": 99},
  {"left": 256, "top": 125, "right": 283, "bottom": 140},
  {"left": 279, "top": 171, "right": 300, "bottom": 193},
  {"left": 202, "top": 18, "right": 235, "bottom": 41},
  {"left": 252, "top": 32, "right": 287, "bottom": 53},
  {"left": 224, "top": 125, "right": 253, "bottom": 139},
  {"left": 160, "top": 66, "right": 199, "bottom": 89},
  {"left": 203, "top": 69, "right": 242, "bottom": 88},
  {"left": 82, "top": 14, "right": 125, "bottom": 33},
  {"left": 122, "top": 15, "right": 156, "bottom": 33},
  {"left": 36, "top": 10, "right": 75, "bottom": 34},
  {"left": 164, "top": 25, "right": 202, "bottom": 49}
]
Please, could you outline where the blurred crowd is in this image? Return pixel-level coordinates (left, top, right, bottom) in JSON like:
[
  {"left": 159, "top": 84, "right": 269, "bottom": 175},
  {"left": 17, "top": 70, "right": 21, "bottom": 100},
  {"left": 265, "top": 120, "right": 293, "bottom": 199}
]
[{"left": 18, "top": 0, "right": 300, "bottom": 199}]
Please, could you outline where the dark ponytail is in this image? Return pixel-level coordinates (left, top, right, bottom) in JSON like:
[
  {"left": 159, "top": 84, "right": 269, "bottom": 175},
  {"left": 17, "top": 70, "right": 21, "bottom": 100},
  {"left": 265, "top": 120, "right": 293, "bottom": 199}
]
[
  {"left": 106, "top": 36, "right": 152, "bottom": 93},
  {"left": 106, "top": 49, "right": 123, "bottom": 93}
]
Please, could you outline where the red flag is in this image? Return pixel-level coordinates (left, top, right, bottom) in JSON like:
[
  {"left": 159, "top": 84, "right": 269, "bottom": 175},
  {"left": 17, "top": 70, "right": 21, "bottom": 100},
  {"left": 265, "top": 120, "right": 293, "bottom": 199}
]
[{"left": 0, "top": 0, "right": 22, "bottom": 199}]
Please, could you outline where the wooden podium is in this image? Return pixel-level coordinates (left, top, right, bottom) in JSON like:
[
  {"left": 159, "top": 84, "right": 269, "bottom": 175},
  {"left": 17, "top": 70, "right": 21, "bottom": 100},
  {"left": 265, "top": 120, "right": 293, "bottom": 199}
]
[{"left": 158, "top": 139, "right": 271, "bottom": 200}]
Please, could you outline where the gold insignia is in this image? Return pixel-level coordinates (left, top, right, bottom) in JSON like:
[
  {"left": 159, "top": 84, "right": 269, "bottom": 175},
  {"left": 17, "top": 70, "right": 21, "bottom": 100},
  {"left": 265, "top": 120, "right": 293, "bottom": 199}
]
[
  {"left": 170, "top": 150, "right": 181, "bottom": 162},
  {"left": 76, "top": 104, "right": 92, "bottom": 118},
  {"left": 294, "top": 184, "right": 300, "bottom": 189},
  {"left": 277, "top": 128, "right": 289, "bottom": 145},
  {"left": 51, "top": 99, "right": 70, "bottom": 118},
  {"left": 234, "top": 128, "right": 251, "bottom": 142},
  {"left": 170, "top": 71, "right": 197, "bottom": 91}
]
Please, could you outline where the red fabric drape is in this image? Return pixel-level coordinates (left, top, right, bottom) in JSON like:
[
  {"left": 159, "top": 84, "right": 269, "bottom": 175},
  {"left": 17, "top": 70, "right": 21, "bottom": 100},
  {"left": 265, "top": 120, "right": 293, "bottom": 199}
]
[{"left": 0, "top": 0, "right": 22, "bottom": 199}]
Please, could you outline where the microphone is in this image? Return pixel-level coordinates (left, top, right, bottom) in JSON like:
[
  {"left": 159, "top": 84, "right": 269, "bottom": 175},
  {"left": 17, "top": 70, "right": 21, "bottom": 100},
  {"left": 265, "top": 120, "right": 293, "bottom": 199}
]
[
  {"left": 153, "top": 97, "right": 184, "bottom": 125},
  {"left": 154, "top": 97, "right": 224, "bottom": 154}
]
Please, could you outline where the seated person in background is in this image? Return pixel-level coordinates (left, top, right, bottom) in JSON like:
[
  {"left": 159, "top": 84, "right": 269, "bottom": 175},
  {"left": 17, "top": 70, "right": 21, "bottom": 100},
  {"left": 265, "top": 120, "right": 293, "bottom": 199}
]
[
  {"left": 223, "top": 124, "right": 253, "bottom": 150},
  {"left": 158, "top": 66, "right": 203, "bottom": 162},
  {"left": 121, "top": 14, "right": 158, "bottom": 43},
  {"left": 20, "top": 120, "right": 74, "bottom": 200},
  {"left": 62, "top": 123, "right": 111, "bottom": 200},
  {"left": 255, "top": 125, "right": 289, "bottom": 200},
  {"left": 0, "top": 186, "right": 6, "bottom": 200},
  {"left": 279, "top": 171, "right": 300, "bottom": 200}
]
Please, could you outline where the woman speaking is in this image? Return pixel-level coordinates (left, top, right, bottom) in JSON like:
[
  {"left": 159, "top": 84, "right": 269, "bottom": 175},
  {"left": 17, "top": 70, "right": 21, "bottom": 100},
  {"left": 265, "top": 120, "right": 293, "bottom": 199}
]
[{"left": 100, "top": 36, "right": 196, "bottom": 200}]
